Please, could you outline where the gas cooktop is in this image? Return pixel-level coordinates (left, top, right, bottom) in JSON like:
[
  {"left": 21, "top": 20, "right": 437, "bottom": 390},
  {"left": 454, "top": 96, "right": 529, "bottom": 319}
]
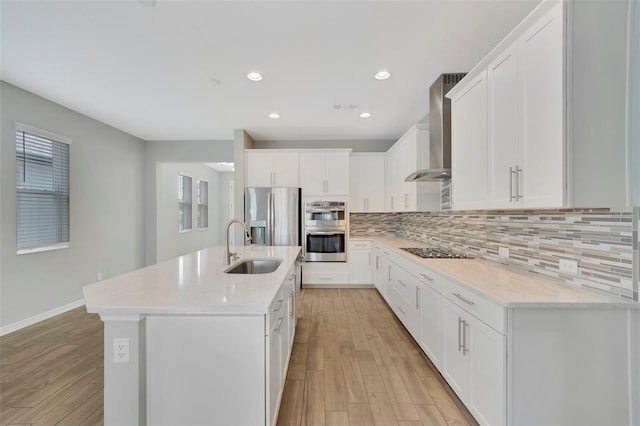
[{"left": 400, "top": 247, "right": 472, "bottom": 259}]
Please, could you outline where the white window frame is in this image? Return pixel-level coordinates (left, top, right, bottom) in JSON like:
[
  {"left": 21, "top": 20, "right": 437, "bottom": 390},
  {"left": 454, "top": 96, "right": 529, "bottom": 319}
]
[
  {"left": 197, "top": 180, "right": 209, "bottom": 230},
  {"left": 15, "top": 122, "right": 72, "bottom": 255},
  {"left": 178, "top": 173, "right": 193, "bottom": 232}
]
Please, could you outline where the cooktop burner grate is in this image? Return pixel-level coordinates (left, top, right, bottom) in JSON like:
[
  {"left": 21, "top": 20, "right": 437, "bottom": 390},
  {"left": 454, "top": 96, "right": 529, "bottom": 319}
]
[{"left": 400, "top": 247, "right": 472, "bottom": 259}]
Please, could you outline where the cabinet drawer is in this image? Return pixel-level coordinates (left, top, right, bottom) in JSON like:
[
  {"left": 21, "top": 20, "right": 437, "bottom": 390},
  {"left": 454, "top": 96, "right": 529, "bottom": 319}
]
[
  {"left": 390, "top": 265, "right": 417, "bottom": 306},
  {"left": 349, "top": 240, "right": 372, "bottom": 250},
  {"left": 442, "top": 278, "right": 505, "bottom": 334},
  {"left": 302, "top": 272, "right": 350, "bottom": 285},
  {"left": 268, "top": 288, "right": 285, "bottom": 330},
  {"left": 388, "top": 286, "right": 413, "bottom": 325}
]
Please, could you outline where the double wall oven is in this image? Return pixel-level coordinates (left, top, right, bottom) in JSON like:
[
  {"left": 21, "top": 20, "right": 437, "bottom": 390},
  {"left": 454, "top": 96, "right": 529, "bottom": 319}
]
[{"left": 304, "top": 201, "right": 347, "bottom": 262}]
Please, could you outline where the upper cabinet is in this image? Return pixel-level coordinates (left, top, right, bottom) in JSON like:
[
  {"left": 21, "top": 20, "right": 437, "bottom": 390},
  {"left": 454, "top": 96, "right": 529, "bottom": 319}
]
[
  {"left": 246, "top": 151, "right": 299, "bottom": 187},
  {"left": 299, "top": 150, "right": 350, "bottom": 196},
  {"left": 450, "top": 72, "right": 489, "bottom": 210},
  {"left": 350, "top": 153, "right": 385, "bottom": 212},
  {"left": 448, "top": 0, "right": 635, "bottom": 209},
  {"left": 385, "top": 124, "right": 440, "bottom": 212}
]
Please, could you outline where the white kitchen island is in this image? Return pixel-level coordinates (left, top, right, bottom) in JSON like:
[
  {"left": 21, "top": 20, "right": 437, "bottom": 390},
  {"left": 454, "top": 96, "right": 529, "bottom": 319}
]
[{"left": 83, "top": 245, "right": 302, "bottom": 426}]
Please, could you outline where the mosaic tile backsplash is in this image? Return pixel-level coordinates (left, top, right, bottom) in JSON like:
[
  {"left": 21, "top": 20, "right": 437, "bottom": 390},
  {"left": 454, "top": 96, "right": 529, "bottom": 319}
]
[{"left": 351, "top": 208, "right": 638, "bottom": 301}]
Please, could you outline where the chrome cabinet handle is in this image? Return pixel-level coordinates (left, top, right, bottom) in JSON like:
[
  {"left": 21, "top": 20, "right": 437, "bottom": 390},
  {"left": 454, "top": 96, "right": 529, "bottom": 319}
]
[
  {"left": 516, "top": 166, "right": 523, "bottom": 200},
  {"left": 509, "top": 166, "right": 516, "bottom": 201},
  {"left": 274, "top": 317, "right": 284, "bottom": 333},
  {"left": 397, "top": 305, "right": 406, "bottom": 315},
  {"left": 453, "top": 292, "right": 475, "bottom": 306},
  {"left": 368, "top": 253, "right": 371, "bottom": 266},
  {"left": 420, "top": 273, "right": 434, "bottom": 282},
  {"left": 462, "top": 320, "right": 469, "bottom": 355},
  {"left": 416, "top": 286, "right": 420, "bottom": 309},
  {"left": 376, "top": 255, "right": 379, "bottom": 269},
  {"left": 388, "top": 266, "right": 391, "bottom": 282},
  {"left": 458, "top": 317, "right": 463, "bottom": 352},
  {"left": 398, "top": 279, "right": 407, "bottom": 287},
  {"left": 404, "top": 193, "right": 408, "bottom": 208}
]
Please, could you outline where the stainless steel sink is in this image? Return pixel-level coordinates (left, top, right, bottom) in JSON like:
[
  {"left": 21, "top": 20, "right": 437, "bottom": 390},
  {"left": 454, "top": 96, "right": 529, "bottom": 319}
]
[{"left": 224, "top": 258, "right": 283, "bottom": 274}]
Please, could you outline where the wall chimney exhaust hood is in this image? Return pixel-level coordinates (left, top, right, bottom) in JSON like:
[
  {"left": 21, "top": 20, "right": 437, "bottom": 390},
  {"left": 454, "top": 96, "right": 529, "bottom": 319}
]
[{"left": 405, "top": 73, "right": 466, "bottom": 182}]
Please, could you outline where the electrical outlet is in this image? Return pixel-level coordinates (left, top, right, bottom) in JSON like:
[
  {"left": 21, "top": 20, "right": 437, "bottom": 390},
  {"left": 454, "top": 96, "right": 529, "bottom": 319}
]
[
  {"left": 113, "top": 338, "right": 130, "bottom": 363},
  {"left": 559, "top": 259, "right": 578, "bottom": 274},
  {"left": 498, "top": 247, "right": 509, "bottom": 258}
]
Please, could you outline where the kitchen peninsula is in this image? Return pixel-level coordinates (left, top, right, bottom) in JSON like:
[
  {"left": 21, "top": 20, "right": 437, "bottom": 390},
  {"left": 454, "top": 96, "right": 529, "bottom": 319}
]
[{"left": 83, "top": 245, "right": 301, "bottom": 426}]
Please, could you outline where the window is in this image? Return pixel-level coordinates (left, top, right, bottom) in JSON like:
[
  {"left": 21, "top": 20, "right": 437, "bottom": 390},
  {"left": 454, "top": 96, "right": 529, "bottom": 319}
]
[
  {"left": 178, "top": 174, "right": 192, "bottom": 231},
  {"left": 15, "top": 123, "right": 71, "bottom": 254},
  {"left": 197, "top": 180, "right": 208, "bottom": 229}
]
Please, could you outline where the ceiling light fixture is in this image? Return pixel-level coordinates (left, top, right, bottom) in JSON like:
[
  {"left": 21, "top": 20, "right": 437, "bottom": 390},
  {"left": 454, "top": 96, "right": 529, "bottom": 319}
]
[
  {"left": 247, "top": 72, "right": 263, "bottom": 82},
  {"left": 359, "top": 112, "right": 372, "bottom": 119},
  {"left": 374, "top": 70, "right": 391, "bottom": 80},
  {"left": 268, "top": 113, "right": 280, "bottom": 119}
]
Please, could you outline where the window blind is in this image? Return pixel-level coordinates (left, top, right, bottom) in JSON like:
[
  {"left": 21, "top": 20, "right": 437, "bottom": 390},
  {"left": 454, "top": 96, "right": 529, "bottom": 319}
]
[
  {"left": 15, "top": 127, "right": 70, "bottom": 253},
  {"left": 197, "top": 180, "right": 208, "bottom": 229},
  {"left": 178, "top": 174, "right": 192, "bottom": 231}
]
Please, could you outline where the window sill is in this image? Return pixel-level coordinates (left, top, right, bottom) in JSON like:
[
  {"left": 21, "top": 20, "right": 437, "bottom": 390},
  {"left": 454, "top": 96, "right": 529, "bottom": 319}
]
[{"left": 17, "top": 243, "right": 70, "bottom": 255}]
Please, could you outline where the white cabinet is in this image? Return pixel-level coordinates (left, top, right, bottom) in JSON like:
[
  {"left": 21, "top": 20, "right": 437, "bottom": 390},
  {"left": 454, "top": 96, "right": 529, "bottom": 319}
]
[
  {"left": 449, "top": 0, "right": 634, "bottom": 209},
  {"left": 373, "top": 245, "right": 393, "bottom": 301},
  {"left": 349, "top": 240, "right": 372, "bottom": 284},
  {"left": 384, "top": 124, "right": 437, "bottom": 212},
  {"left": 450, "top": 72, "right": 488, "bottom": 210},
  {"left": 350, "top": 154, "right": 385, "bottom": 212},
  {"left": 299, "top": 151, "right": 350, "bottom": 196},
  {"left": 246, "top": 151, "right": 299, "bottom": 187},
  {"left": 441, "top": 278, "right": 506, "bottom": 426},
  {"left": 417, "top": 269, "right": 443, "bottom": 369}
]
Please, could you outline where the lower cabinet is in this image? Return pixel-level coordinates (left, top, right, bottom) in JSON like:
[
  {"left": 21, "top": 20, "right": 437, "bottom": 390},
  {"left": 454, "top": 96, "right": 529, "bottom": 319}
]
[
  {"left": 442, "top": 297, "right": 505, "bottom": 426},
  {"left": 418, "top": 277, "right": 443, "bottom": 369},
  {"left": 349, "top": 240, "right": 372, "bottom": 284},
  {"left": 373, "top": 246, "right": 393, "bottom": 301}
]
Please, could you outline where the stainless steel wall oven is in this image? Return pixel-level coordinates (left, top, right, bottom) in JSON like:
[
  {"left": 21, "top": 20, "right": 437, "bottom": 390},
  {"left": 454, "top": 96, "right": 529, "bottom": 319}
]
[{"left": 304, "top": 201, "right": 347, "bottom": 262}]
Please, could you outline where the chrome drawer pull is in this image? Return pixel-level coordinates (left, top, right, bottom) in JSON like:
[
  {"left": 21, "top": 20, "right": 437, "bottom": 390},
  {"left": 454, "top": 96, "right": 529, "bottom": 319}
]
[
  {"left": 397, "top": 305, "right": 406, "bottom": 315},
  {"left": 420, "top": 273, "right": 434, "bottom": 282},
  {"left": 398, "top": 279, "right": 407, "bottom": 287},
  {"left": 453, "top": 292, "right": 475, "bottom": 306}
]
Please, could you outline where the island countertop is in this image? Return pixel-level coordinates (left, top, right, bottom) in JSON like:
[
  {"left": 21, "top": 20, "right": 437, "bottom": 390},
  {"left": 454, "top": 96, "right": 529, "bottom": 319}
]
[{"left": 83, "top": 245, "right": 301, "bottom": 316}]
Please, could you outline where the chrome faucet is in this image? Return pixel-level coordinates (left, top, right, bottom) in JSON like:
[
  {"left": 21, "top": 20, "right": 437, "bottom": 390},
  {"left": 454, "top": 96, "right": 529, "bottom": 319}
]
[{"left": 225, "top": 219, "right": 252, "bottom": 265}]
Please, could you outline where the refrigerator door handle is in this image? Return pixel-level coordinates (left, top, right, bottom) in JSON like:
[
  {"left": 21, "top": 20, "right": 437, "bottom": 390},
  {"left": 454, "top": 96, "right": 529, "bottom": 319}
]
[{"left": 267, "top": 191, "right": 273, "bottom": 245}]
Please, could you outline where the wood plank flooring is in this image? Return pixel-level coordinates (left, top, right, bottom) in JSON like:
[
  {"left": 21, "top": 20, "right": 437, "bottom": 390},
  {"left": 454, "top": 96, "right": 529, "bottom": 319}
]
[
  {"left": 277, "top": 289, "right": 475, "bottom": 426},
  {"left": 0, "top": 307, "right": 103, "bottom": 426},
  {"left": 0, "top": 289, "right": 475, "bottom": 426}
]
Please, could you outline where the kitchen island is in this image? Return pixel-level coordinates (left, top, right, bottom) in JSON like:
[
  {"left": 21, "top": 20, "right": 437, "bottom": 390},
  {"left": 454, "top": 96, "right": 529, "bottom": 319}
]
[{"left": 83, "top": 245, "right": 302, "bottom": 426}]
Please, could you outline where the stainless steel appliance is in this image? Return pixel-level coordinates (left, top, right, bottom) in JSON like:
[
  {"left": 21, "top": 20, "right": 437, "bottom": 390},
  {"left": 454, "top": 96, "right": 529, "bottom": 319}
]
[
  {"left": 245, "top": 187, "right": 301, "bottom": 246},
  {"left": 405, "top": 73, "right": 467, "bottom": 182},
  {"left": 400, "top": 247, "right": 472, "bottom": 259},
  {"left": 304, "top": 201, "right": 347, "bottom": 262}
]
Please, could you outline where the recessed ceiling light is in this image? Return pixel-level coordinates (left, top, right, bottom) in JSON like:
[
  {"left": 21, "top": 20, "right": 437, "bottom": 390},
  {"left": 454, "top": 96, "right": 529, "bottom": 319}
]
[
  {"left": 247, "top": 72, "right": 263, "bottom": 82},
  {"left": 268, "top": 112, "right": 280, "bottom": 119},
  {"left": 374, "top": 70, "right": 391, "bottom": 80},
  {"left": 359, "top": 112, "right": 372, "bottom": 119}
]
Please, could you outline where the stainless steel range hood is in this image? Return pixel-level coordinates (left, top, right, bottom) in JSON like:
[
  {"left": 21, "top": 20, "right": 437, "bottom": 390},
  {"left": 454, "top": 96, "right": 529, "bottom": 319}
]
[{"left": 405, "top": 73, "right": 466, "bottom": 182}]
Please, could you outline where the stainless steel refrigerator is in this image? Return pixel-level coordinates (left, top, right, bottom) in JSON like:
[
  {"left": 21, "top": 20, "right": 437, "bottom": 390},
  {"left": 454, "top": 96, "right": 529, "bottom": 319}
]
[{"left": 245, "top": 187, "right": 302, "bottom": 246}]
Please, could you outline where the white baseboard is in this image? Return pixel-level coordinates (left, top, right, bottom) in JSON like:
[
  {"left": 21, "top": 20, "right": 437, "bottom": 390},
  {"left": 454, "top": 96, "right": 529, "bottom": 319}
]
[{"left": 0, "top": 299, "right": 85, "bottom": 336}]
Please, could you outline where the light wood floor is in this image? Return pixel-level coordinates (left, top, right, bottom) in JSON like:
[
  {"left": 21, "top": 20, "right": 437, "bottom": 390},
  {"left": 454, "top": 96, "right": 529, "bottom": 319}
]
[
  {"left": 0, "top": 289, "right": 474, "bottom": 426},
  {"left": 277, "top": 288, "right": 474, "bottom": 426}
]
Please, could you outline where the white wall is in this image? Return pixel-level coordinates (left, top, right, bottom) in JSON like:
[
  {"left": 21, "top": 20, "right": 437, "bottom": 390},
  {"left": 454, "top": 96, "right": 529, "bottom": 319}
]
[
  {"left": 156, "top": 163, "right": 223, "bottom": 262},
  {"left": 144, "top": 140, "right": 234, "bottom": 265},
  {"left": 0, "top": 81, "right": 146, "bottom": 330}
]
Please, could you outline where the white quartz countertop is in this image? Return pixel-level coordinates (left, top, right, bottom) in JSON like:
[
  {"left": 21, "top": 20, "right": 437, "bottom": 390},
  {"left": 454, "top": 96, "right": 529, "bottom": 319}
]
[
  {"left": 352, "top": 235, "right": 638, "bottom": 308},
  {"left": 83, "top": 245, "right": 301, "bottom": 316}
]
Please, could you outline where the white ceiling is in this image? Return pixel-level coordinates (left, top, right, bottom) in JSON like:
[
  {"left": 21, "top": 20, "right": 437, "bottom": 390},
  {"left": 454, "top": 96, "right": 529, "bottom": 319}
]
[{"left": 1, "top": 0, "right": 540, "bottom": 142}]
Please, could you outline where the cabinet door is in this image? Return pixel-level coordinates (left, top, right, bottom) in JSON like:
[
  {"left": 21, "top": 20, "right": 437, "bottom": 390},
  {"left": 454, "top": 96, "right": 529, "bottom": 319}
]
[
  {"left": 246, "top": 153, "right": 274, "bottom": 187},
  {"left": 419, "top": 283, "right": 443, "bottom": 369},
  {"left": 366, "top": 155, "right": 386, "bottom": 212},
  {"left": 468, "top": 315, "right": 506, "bottom": 426},
  {"left": 442, "top": 300, "right": 471, "bottom": 399},
  {"left": 451, "top": 72, "right": 489, "bottom": 210},
  {"left": 273, "top": 153, "right": 299, "bottom": 187},
  {"left": 400, "top": 133, "right": 418, "bottom": 211},
  {"left": 385, "top": 149, "right": 400, "bottom": 211},
  {"left": 375, "top": 251, "right": 392, "bottom": 301},
  {"left": 349, "top": 156, "right": 367, "bottom": 212},
  {"left": 519, "top": 2, "right": 564, "bottom": 208},
  {"left": 326, "top": 153, "right": 349, "bottom": 195},
  {"left": 349, "top": 249, "right": 372, "bottom": 284},
  {"left": 267, "top": 327, "right": 282, "bottom": 426},
  {"left": 299, "top": 153, "right": 326, "bottom": 195},
  {"left": 488, "top": 43, "right": 520, "bottom": 208}
]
